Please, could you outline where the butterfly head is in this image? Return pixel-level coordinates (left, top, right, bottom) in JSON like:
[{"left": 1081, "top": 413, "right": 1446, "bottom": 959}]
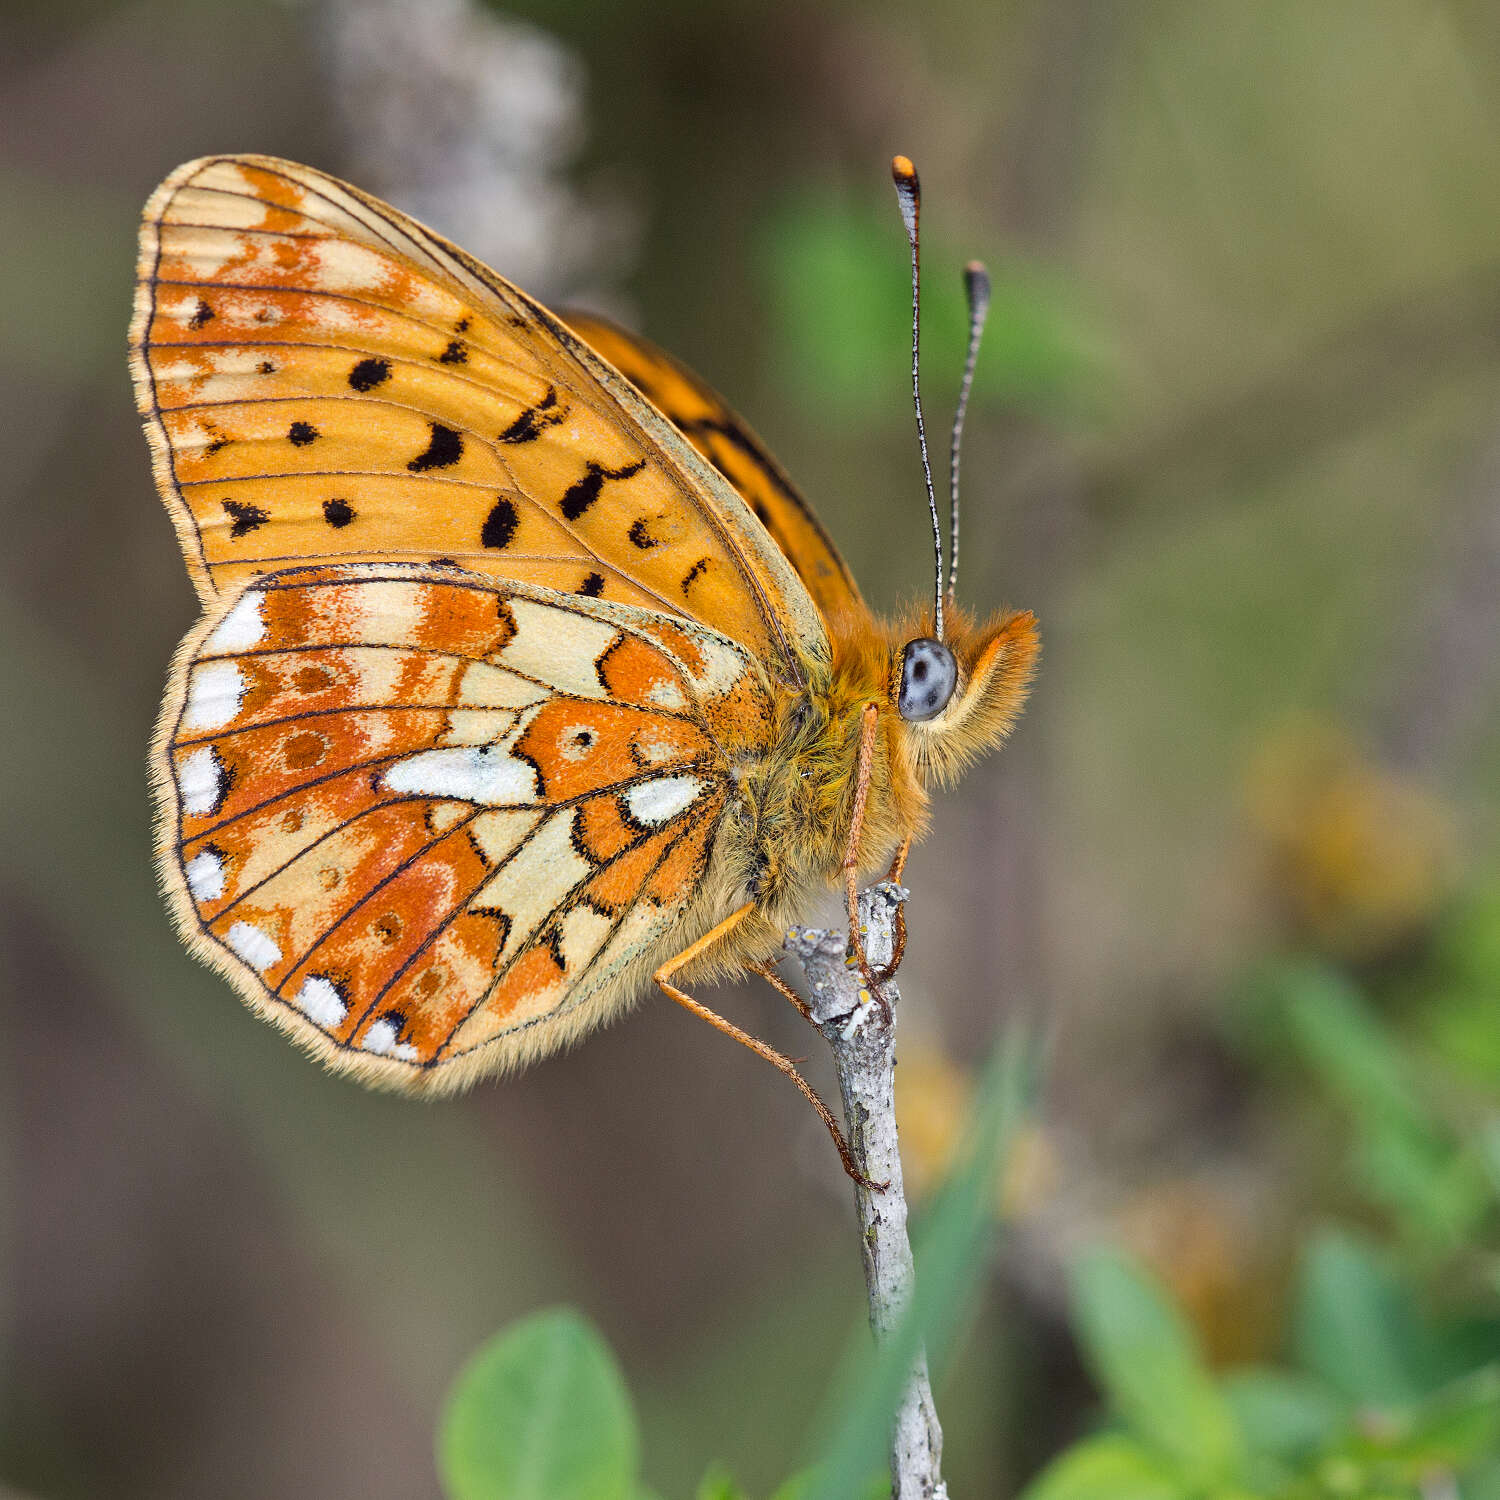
[{"left": 886, "top": 604, "right": 1039, "bottom": 788}]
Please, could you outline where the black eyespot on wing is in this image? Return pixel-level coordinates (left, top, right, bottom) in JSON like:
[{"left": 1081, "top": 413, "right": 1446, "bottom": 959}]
[
  {"left": 481, "top": 497, "right": 519, "bottom": 549},
  {"left": 578, "top": 572, "right": 605, "bottom": 597},
  {"left": 408, "top": 422, "right": 463, "bottom": 473},
  {"left": 188, "top": 298, "right": 214, "bottom": 329},
  {"left": 628, "top": 518, "right": 660, "bottom": 550},
  {"left": 222, "top": 499, "right": 268, "bottom": 538},
  {"left": 322, "top": 498, "right": 355, "bottom": 528},
  {"left": 681, "top": 557, "right": 710, "bottom": 594},
  {"left": 348, "top": 357, "right": 391, "bottom": 391},
  {"left": 497, "top": 387, "right": 561, "bottom": 444},
  {"left": 438, "top": 339, "right": 468, "bottom": 365},
  {"left": 560, "top": 466, "right": 606, "bottom": 521},
  {"left": 288, "top": 421, "right": 318, "bottom": 446},
  {"left": 559, "top": 458, "right": 646, "bottom": 521},
  {"left": 256, "top": 360, "right": 275, "bottom": 375},
  {"left": 559, "top": 725, "right": 598, "bottom": 770}
]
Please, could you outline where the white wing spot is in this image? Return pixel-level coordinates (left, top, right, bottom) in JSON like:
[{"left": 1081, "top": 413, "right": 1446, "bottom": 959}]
[
  {"left": 225, "top": 921, "right": 281, "bottom": 972},
  {"left": 178, "top": 746, "right": 225, "bottom": 815},
  {"left": 160, "top": 291, "right": 208, "bottom": 327},
  {"left": 633, "top": 731, "right": 678, "bottom": 765},
  {"left": 382, "top": 746, "right": 538, "bottom": 804},
  {"left": 624, "top": 774, "right": 703, "bottom": 827},
  {"left": 206, "top": 590, "right": 265, "bottom": 652},
  {"left": 296, "top": 976, "right": 347, "bottom": 1029},
  {"left": 154, "top": 358, "right": 201, "bottom": 383},
  {"left": 556, "top": 903, "right": 614, "bottom": 971},
  {"left": 184, "top": 848, "right": 225, "bottom": 902},
  {"left": 363, "top": 1018, "right": 419, "bottom": 1061},
  {"left": 182, "top": 661, "right": 246, "bottom": 731},
  {"left": 644, "top": 678, "right": 687, "bottom": 711}
]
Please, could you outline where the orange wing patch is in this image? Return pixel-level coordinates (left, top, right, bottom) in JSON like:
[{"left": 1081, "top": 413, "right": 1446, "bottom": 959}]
[
  {"left": 132, "top": 156, "right": 830, "bottom": 683},
  {"left": 156, "top": 564, "right": 771, "bottom": 1092},
  {"left": 561, "top": 310, "right": 864, "bottom": 627}
]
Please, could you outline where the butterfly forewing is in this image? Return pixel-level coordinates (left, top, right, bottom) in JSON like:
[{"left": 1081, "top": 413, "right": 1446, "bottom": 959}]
[
  {"left": 157, "top": 564, "right": 772, "bottom": 1091},
  {"left": 560, "top": 311, "right": 865, "bottom": 627},
  {"left": 132, "top": 155, "right": 828, "bottom": 681}
]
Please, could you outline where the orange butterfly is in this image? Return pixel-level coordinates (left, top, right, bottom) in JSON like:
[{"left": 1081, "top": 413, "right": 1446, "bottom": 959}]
[{"left": 131, "top": 153, "right": 1037, "bottom": 1180}]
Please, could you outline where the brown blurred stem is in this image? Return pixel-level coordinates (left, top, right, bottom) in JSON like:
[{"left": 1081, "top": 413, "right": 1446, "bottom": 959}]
[{"left": 785, "top": 882, "right": 948, "bottom": 1500}]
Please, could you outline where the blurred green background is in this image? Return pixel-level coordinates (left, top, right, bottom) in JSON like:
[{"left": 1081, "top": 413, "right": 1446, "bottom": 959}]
[{"left": 4, "top": 0, "right": 1500, "bottom": 1495}]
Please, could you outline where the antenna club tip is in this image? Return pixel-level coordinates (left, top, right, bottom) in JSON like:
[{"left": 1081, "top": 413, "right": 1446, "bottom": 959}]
[
  {"left": 890, "top": 154, "right": 919, "bottom": 188},
  {"left": 963, "top": 258, "right": 989, "bottom": 278}
]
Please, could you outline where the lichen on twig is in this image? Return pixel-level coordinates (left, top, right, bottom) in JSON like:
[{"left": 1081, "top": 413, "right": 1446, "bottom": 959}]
[{"left": 786, "top": 881, "right": 949, "bottom": 1500}]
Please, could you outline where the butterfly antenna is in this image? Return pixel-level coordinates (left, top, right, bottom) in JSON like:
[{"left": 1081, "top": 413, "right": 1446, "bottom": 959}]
[
  {"left": 891, "top": 154, "right": 944, "bottom": 643},
  {"left": 947, "top": 260, "right": 991, "bottom": 611}
]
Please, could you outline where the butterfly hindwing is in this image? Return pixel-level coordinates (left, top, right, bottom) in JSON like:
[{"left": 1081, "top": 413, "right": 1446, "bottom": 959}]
[
  {"left": 131, "top": 155, "right": 829, "bottom": 682},
  {"left": 155, "top": 563, "right": 774, "bottom": 1092},
  {"left": 559, "top": 310, "right": 865, "bottom": 628}
]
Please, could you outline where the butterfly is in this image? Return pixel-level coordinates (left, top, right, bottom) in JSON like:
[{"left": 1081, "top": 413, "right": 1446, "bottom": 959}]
[{"left": 131, "top": 152, "right": 1038, "bottom": 1180}]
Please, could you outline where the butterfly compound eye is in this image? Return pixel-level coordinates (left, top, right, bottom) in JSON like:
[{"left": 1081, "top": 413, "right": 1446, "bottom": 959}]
[{"left": 897, "top": 638, "right": 957, "bottom": 722}]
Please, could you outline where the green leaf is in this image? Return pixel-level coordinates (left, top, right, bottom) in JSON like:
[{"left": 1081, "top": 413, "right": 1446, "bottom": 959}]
[
  {"left": 438, "top": 1307, "right": 639, "bottom": 1500},
  {"left": 1432, "top": 879, "right": 1500, "bottom": 993},
  {"left": 1274, "top": 963, "right": 1428, "bottom": 1135},
  {"left": 1462, "top": 1454, "right": 1500, "bottom": 1500},
  {"left": 694, "top": 1465, "right": 748, "bottom": 1500},
  {"left": 767, "top": 1474, "right": 813, "bottom": 1500},
  {"left": 1018, "top": 1433, "right": 1189, "bottom": 1500},
  {"left": 1220, "top": 1367, "right": 1343, "bottom": 1460},
  {"left": 1355, "top": 1119, "right": 1485, "bottom": 1248},
  {"left": 1292, "top": 1232, "right": 1428, "bottom": 1407},
  {"left": 768, "top": 1470, "right": 886, "bottom": 1500},
  {"left": 1378, "top": 1366, "right": 1500, "bottom": 1473},
  {"left": 800, "top": 1033, "right": 1034, "bottom": 1500},
  {"left": 758, "top": 192, "right": 1115, "bottom": 427},
  {"left": 1479, "top": 1120, "right": 1500, "bottom": 1192},
  {"left": 1069, "top": 1249, "right": 1243, "bottom": 1484}
]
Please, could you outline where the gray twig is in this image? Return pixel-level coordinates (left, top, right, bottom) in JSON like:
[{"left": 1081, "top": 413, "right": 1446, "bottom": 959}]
[{"left": 786, "top": 882, "right": 949, "bottom": 1500}]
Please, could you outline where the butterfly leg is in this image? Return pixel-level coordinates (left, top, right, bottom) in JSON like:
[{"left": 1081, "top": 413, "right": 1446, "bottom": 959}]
[
  {"left": 879, "top": 836, "right": 913, "bottom": 981},
  {"left": 655, "top": 905, "right": 885, "bottom": 1189},
  {"left": 843, "top": 703, "right": 894, "bottom": 1021},
  {"left": 747, "top": 959, "right": 814, "bottom": 1024}
]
